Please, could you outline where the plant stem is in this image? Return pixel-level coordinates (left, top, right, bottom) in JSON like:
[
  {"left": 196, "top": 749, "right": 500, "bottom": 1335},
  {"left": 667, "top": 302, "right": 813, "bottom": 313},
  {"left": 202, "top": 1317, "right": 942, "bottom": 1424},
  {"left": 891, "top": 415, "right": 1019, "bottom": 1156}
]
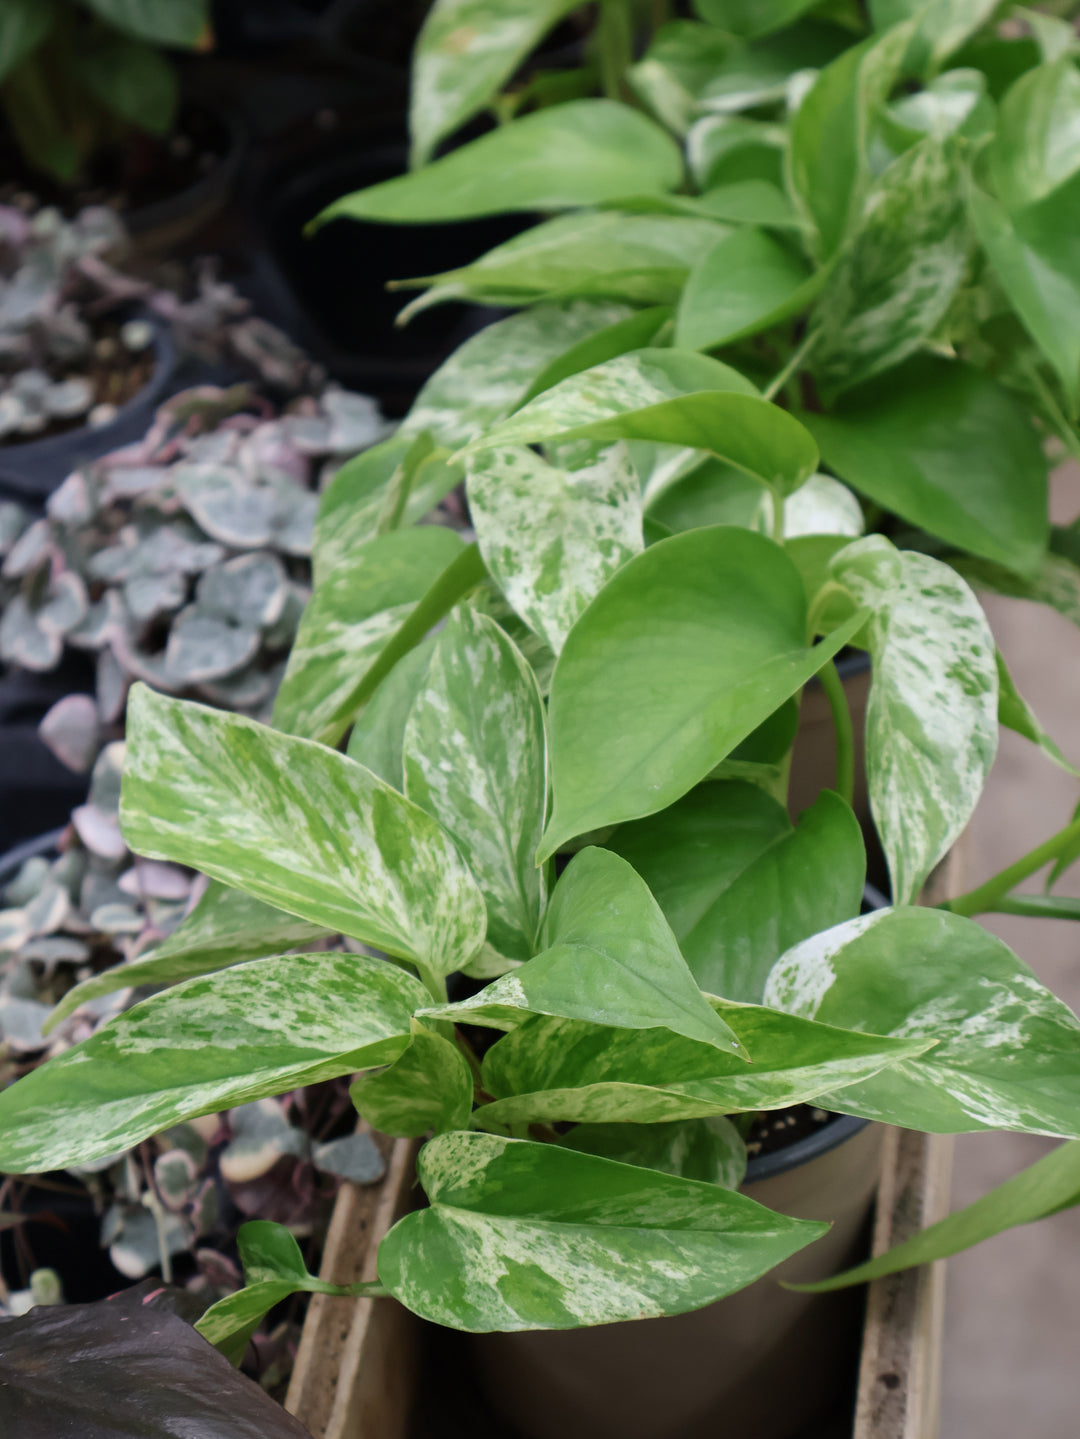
[
  {"left": 817, "top": 660, "right": 855, "bottom": 807},
  {"left": 1025, "top": 358, "right": 1080, "bottom": 462},
  {"left": 944, "top": 813, "right": 1080, "bottom": 918},
  {"left": 763, "top": 328, "right": 819, "bottom": 403},
  {"left": 597, "top": 0, "right": 633, "bottom": 101}
]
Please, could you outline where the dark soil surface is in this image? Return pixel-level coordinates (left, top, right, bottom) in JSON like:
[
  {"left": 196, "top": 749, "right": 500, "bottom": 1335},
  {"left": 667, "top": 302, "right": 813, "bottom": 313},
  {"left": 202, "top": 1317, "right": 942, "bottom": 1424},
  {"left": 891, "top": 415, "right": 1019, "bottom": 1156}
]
[{"left": 745, "top": 1103, "right": 836, "bottom": 1162}]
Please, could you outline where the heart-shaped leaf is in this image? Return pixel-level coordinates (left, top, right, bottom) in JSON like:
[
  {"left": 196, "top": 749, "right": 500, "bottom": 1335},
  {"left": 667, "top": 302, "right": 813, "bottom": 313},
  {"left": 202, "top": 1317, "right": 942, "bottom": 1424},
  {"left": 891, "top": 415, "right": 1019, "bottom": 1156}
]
[
  {"left": 424, "top": 847, "right": 745, "bottom": 1053},
  {"left": 120, "top": 686, "right": 487, "bottom": 979},
  {"left": 376, "top": 1132, "right": 826, "bottom": 1330},
  {"left": 539, "top": 527, "right": 866, "bottom": 857}
]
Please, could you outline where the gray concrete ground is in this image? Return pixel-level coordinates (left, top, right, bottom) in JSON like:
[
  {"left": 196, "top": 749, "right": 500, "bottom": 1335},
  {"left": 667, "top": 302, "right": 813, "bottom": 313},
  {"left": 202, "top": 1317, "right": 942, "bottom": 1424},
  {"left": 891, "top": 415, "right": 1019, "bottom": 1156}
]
[{"left": 939, "top": 466, "right": 1080, "bottom": 1437}]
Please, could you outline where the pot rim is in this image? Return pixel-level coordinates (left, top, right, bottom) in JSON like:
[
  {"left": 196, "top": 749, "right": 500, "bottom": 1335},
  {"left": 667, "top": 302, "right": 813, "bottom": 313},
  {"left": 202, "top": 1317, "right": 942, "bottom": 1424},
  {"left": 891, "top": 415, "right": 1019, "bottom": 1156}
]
[{"left": 743, "top": 1110, "right": 869, "bottom": 1186}]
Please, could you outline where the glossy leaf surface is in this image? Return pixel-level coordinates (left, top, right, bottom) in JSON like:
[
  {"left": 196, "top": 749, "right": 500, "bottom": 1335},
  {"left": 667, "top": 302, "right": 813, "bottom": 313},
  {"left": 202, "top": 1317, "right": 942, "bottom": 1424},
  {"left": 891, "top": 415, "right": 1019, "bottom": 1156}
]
[
  {"left": 560, "top": 1115, "right": 747, "bottom": 1189},
  {"left": 467, "top": 441, "right": 642, "bottom": 656},
  {"left": 347, "top": 637, "right": 435, "bottom": 789},
  {"left": 317, "top": 101, "right": 683, "bottom": 224},
  {"left": 990, "top": 57, "right": 1080, "bottom": 212},
  {"left": 805, "top": 358, "right": 1048, "bottom": 574},
  {"left": 540, "top": 528, "right": 865, "bottom": 856},
  {"left": 121, "top": 687, "right": 487, "bottom": 976},
  {"left": 608, "top": 785, "right": 865, "bottom": 1002},
  {"left": 351, "top": 1026, "right": 474, "bottom": 1137},
  {"left": 765, "top": 907, "right": 1080, "bottom": 1138},
  {"left": 832, "top": 538, "right": 997, "bottom": 904},
  {"left": 425, "top": 847, "right": 743, "bottom": 1052},
  {"left": 675, "top": 227, "right": 817, "bottom": 352},
  {"left": 996, "top": 649, "right": 1078, "bottom": 776},
  {"left": 0, "top": 952, "right": 425, "bottom": 1172},
  {"left": 403, "top": 609, "right": 547, "bottom": 963},
  {"left": 376, "top": 1132, "right": 825, "bottom": 1330}
]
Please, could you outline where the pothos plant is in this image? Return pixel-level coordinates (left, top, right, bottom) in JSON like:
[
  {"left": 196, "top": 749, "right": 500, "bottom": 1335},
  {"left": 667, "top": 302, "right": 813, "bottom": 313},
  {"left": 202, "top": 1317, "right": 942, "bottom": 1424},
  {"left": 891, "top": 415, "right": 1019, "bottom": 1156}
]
[{"left": 5, "top": 0, "right": 1080, "bottom": 1374}]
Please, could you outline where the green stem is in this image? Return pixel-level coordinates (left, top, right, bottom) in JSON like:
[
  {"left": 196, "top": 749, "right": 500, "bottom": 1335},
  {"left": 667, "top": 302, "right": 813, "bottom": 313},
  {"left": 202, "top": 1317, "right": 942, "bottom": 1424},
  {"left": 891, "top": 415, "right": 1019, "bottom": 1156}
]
[
  {"left": 1025, "top": 359, "right": 1080, "bottom": 462},
  {"left": 596, "top": 0, "right": 633, "bottom": 101},
  {"left": 817, "top": 660, "right": 855, "bottom": 808},
  {"left": 944, "top": 814, "right": 1080, "bottom": 918},
  {"left": 805, "top": 581, "right": 851, "bottom": 646},
  {"left": 344, "top": 1280, "right": 389, "bottom": 1299},
  {"left": 419, "top": 967, "right": 448, "bottom": 1004},
  {"left": 763, "top": 329, "right": 819, "bottom": 403}
]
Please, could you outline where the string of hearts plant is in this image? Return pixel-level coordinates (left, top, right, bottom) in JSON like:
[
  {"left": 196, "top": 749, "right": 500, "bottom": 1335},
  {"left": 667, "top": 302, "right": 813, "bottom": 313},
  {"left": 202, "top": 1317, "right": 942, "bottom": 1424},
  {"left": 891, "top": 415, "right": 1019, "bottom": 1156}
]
[{"left": 6, "top": 0, "right": 1080, "bottom": 1390}]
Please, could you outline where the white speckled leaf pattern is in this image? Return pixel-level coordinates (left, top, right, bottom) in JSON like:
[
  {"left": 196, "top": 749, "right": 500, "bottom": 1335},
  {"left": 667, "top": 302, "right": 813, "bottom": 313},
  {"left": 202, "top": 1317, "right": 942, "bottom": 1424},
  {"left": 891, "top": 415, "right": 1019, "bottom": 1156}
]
[
  {"left": 476, "top": 1004, "right": 932, "bottom": 1127},
  {"left": 403, "top": 608, "right": 547, "bottom": 963},
  {"left": 376, "top": 1132, "right": 825, "bottom": 1331},
  {"left": 764, "top": 907, "right": 1080, "bottom": 1139},
  {"left": 0, "top": 951, "right": 426, "bottom": 1172},
  {"left": 953, "top": 552, "right": 1080, "bottom": 630},
  {"left": 466, "top": 441, "right": 643, "bottom": 655},
  {"left": 47, "top": 881, "right": 334, "bottom": 1028},
  {"left": 401, "top": 302, "right": 633, "bottom": 452},
  {"left": 757, "top": 472, "right": 865, "bottom": 540},
  {"left": 273, "top": 527, "right": 464, "bottom": 745},
  {"left": 351, "top": 1026, "right": 474, "bottom": 1137},
  {"left": 831, "top": 536, "right": 997, "bottom": 904},
  {"left": 410, "top": 0, "right": 582, "bottom": 166},
  {"left": 120, "top": 686, "right": 487, "bottom": 977},
  {"left": 423, "top": 848, "right": 744, "bottom": 1052}
]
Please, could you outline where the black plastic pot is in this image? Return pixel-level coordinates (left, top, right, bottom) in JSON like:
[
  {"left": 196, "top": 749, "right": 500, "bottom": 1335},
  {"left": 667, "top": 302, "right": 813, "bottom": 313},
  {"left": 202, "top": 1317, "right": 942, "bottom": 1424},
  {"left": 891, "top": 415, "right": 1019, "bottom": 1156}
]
[
  {"left": 241, "top": 135, "right": 527, "bottom": 414},
  {"left": 0, "top": 318, "right": 177, "bottom": 505},
  {"left": 0, "top": 655, "right": 93, "bottom": 855}
]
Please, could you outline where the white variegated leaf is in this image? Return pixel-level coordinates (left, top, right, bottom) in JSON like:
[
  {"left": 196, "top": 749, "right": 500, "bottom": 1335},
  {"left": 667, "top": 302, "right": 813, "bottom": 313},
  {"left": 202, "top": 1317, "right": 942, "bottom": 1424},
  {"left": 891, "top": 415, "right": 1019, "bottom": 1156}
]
[
  {"left": 756, "top": 473, "right": 865, "bottom": 540},
  {"left": 764, "top": 907, "right": 1080, "bottom": 1139},
  {"left": 403, "top": 608, "right": 547, "bottom": 964},
  {"left": 120, "top": 686, "right": 487, "bottom": 979},
  {"left": 831, "top": 537, "right": 997, "bottom": 904},
  {"left": 466, "top": 442, "right": 643, "bottom": 654}
]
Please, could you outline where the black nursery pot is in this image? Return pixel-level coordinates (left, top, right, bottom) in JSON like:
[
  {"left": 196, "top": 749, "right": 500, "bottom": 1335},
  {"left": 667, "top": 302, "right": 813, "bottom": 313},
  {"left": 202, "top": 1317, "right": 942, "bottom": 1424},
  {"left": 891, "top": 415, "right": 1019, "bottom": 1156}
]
[
  {"left": 0, "top": 318, "right": 176, "bottom": 504},
  {"left": 244, "top": 135, "right": 528, "bottom": 414},
  {"left": 0, "top": 656, "right": 93, "bottom": 854}
]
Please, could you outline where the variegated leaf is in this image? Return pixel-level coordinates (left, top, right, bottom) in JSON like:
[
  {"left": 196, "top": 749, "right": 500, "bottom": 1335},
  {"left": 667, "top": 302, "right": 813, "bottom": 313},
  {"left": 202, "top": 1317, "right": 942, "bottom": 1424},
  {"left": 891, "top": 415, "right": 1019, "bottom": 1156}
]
[
  {"left": 460, "top": 349, "right": 819, "bottom": 500},
  {"left": 401, "top": 301, "right": 633, "bottom": 452},
  {"left": 347, "top": 637, "right": 436, "bottom": 789},
  {"left": 559, "top": 1116, "right": 747, "bottom": 1190},
  {"left": 764, "top": 907, "right": 1080, "bottom": 1139},
  {"left": 376, "top": 1132, "right": 826, "bottom": 1331},
  {"left": 120, "top": 687, "right": 487, "bottom": 979},
  {"left": 0, "top": 952, "right": 426, "bottom": 1173},
  {"left": 996, "top": 648, "right": 1078, "bottom": 776},
  {"left": 351, "top": 1025, "right": 473, "bottom": 1137},
  {"left": 953, "top": 551, "right": 1080, "bottom": 630},
  {"left": 539, "top": 528, "right": 866, "bottom": 858},
  {"left": 756, "top": 473, "right": 865, "bottom": 541},
  {"left": 273, "top": 527, "right": 464, "bottom": 745},
  {"left": 410, "top": 0, "right": 582, "bottom": 166},
  {"left": 477, "top": 1005, "right": 932, "bottom": 1128},
  {"left": 46, "top": 881, "right": 334, "bottom": 1031},
  {"left": 403, "top": 609, "right": 547, "bottom": 965},
  {"left": 830, "top": 537, "right": 997, "bottom": 904},
  {"left": 423, "top": 847, "right": 744, "bottom": 1053},
  {"left": 466, "top": 441, "right": 643, "bottom": 655}
]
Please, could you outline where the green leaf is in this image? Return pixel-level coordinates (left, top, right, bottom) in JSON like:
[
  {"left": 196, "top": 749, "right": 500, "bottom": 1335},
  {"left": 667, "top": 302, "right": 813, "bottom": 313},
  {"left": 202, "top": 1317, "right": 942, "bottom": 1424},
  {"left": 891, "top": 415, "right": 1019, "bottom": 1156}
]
[
  {"left": 45, "top": 882, "right": 334, "bottom": 1032},
  {"left": 608, "top": 784, "right": 865, "bottom": 1003},
  {"left": 402, "top": 212, "right": 731, "bottom": 309},
  {"left": 352, "top": 1025, "right": 473, "bottom": 1137},
  {"left": 0, "top": 0, "right": 54, "bottom": 85},
  {"left": 831, "top": 538, "right": 997, "bottom": 904},
  {"left": 804, "top": 357, "right": 1049, "bottom": 575},
  {"left": 409, "top": 0, "right": 582, "bottom": 167},
  {"left": 674, "top": 228, "right": 819, "bottom": 352},
  {"left": 423, "top": 847, "right": 745, "bottom": 1054},
  {"left": 869, "top": 0, "right": 999, "bottom": 76},
  {"left": 538, "top": 526, "right": 866, "bottom": 858},
  {"left": 644, "top": 457, "right": 764, "bottom": 534},
  {"left": 692, "top": 0, "right": 819, "bottom": 40},
  {"left": 953, "top": 551, "right": 1080, "bottom": 630},
  {"left": 461, "top": 349, "right": 819, "bottom": 499},
  {"left": 70, "top": 30, "right": 176, "bottom": 134},
  {"left": 478, "top": 1005, "right": 935, "bottom": 1127},
  {"left": 687, "top": 114, "right": 786, "bottom": 192},
  {"left": 403, "top": 609, "right": 547, "bottom": 964},
  {"left": 989, "top": 57, "right": 1080, "bottom": 213},
  {"left": 0, "top": 951, "right": 425, "bottom": 1173},
  {"left": 273, "top": 527, "right": 464, "bottom": 746},
  {"left": 685, "top": 179, "right": 799, "bottom": 229},
  {"left": 81, "top": 0, "right": 208, "bottom": 47},
  {"left": 627, "top": 20, "right": 735, "bottom": 134},
  {"left": 701, "top": 22, "right": 851, "bottom": 113},
  {"left": 466, "top": 441, "right": 643, "bottom": 656},
  {"left": 996, "top": 648, "right": 1078, "bottom": 776},
  {"left": 347, "top": 637, "right": 436, "bottom": 789},
  {"left": 795, "top": 1137, "right": 1080, "bottom": 1293},
  {"left": 376, "top": 1132, "right": 826, "bottom": 1331},
  {"left": 402, "top": 301, "right": 634, "bottom": 452},
  {"left": 969, "top": 177, "right": 1080, "bottom": 411},
  {"left": 315, "top": 100, "right": 683, "bottom": 225},
  {"left": 764, "top": 906, "right": 1080, "bottom": 1139},
  {"left": 789, "top": 21, "right": 914, "bottom": 258},
  {"left": 197, "top": 1220, "right": 366, "bottom": 1364},
  {"left": 810, "top": 137, "right": 969, "bottom": 398},
  {"left": 560, "top": 1115, "right": 747, "bottom": 1189},
  {"left": 516, "top": 306, "right": 672, "bottom": 409},
  {"left": 120, "top": 687, "right": 487, "bottom": 978}
]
